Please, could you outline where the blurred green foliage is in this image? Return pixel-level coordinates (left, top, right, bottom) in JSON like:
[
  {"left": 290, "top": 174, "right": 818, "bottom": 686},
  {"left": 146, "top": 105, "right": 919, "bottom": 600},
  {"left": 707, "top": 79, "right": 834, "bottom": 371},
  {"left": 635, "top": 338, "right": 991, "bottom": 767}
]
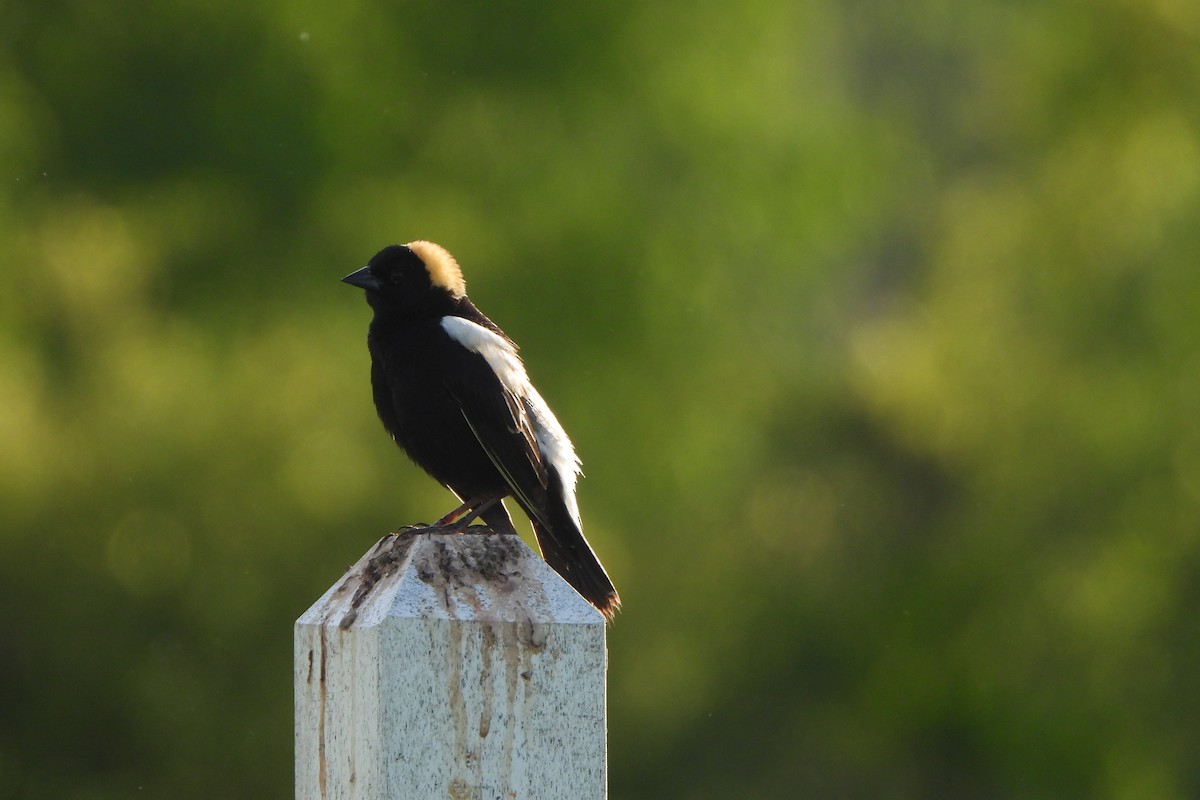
[{"left": 2, "top": 0, "right": 1199, "bottom": 797}]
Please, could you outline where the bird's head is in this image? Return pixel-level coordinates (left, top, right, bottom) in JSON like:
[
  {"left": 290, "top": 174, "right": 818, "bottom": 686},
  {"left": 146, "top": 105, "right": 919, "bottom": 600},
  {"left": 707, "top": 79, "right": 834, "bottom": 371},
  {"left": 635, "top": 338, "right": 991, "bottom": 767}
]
[{"left": 342, "top": 241, "right": 466, "bottom": 316}]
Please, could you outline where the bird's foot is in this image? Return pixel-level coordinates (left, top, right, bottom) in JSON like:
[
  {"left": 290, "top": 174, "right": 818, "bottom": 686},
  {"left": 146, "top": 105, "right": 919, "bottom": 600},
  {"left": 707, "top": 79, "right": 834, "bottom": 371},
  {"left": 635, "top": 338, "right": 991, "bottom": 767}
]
[{"left": 389, "top": 494, "right": 506, "bottom": 536}]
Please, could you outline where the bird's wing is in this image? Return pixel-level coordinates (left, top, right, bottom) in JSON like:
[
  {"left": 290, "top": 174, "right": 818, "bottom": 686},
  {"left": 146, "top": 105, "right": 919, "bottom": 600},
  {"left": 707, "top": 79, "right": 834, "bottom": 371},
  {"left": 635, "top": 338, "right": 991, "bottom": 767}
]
[{"left": 438, "top": 316, "right": 553, "bottom": 520}]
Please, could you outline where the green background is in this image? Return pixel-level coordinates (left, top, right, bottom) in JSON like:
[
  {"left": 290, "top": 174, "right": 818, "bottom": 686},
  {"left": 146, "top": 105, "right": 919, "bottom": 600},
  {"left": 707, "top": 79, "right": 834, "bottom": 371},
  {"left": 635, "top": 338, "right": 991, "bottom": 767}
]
[{"left": 3, "top": 1, "right": 1199, "bottom": 797}]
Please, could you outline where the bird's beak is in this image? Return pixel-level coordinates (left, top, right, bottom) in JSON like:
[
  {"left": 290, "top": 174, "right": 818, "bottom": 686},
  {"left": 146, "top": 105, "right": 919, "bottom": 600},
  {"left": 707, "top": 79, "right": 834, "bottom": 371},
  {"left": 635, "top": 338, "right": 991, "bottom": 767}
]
[{"left": 341, "top": 266, "right": 381, "bottom": 291}]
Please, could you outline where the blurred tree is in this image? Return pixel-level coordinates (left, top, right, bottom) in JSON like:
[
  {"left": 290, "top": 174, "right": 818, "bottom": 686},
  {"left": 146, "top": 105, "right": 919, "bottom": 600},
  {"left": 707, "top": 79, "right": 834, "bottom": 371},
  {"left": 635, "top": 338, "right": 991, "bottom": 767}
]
[{"left": 1, "top": 0, "right": 1198, "bottom": 798}]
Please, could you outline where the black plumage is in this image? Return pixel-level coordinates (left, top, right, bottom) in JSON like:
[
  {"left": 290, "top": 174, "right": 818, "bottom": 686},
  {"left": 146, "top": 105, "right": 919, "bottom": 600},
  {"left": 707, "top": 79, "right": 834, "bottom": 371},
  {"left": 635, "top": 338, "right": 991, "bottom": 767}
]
[{"left": 342, "top": 241, "right": 620, "bottom": 619}]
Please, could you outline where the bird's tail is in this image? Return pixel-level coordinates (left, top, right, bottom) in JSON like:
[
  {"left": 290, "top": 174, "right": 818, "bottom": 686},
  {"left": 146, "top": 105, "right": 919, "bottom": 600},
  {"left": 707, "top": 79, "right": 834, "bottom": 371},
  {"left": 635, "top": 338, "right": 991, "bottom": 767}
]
[{"left": 531, "top": 499, "right": 620, "bottom": 620}]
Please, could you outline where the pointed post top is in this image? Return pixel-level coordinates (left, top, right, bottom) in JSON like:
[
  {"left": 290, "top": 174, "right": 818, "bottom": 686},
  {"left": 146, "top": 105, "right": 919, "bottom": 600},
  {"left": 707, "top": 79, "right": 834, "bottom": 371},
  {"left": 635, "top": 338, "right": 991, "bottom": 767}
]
[{"left": 298, "top": 530, "right": 605, "bottom": 631}]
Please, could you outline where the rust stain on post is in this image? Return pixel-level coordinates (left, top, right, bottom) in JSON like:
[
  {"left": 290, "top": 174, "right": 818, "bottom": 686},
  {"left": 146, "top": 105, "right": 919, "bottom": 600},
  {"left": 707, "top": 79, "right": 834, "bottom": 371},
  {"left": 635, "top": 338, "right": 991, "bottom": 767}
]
[{"left": 318, "top": 628, "right": 328, "bottom": 798}]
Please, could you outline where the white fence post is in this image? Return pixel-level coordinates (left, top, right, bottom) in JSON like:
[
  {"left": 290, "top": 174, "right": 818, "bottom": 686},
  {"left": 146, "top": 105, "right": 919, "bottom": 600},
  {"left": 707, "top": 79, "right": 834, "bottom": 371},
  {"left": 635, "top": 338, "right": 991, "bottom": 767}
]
[{"left": 295, "top": 530, "right": 608, "bottom": 799}]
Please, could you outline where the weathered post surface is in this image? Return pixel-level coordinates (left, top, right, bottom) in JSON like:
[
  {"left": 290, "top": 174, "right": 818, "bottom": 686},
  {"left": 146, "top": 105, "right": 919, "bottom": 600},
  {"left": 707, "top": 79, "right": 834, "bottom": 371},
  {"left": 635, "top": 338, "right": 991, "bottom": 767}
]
[{"left": 295, "top": 530, "right": 608, "bottom": 800}]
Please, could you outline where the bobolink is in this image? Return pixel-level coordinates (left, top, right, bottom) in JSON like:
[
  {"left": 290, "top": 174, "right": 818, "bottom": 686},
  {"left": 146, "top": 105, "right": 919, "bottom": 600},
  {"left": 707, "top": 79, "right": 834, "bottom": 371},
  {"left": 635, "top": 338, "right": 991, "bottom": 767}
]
[{"left": 343, "top": 241, "right": 620, "bottom": 619}]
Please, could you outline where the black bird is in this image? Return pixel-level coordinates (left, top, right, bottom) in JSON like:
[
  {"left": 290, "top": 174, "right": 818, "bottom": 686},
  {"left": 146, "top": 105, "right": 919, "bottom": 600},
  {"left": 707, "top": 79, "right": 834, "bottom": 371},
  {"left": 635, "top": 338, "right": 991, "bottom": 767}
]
[{"left": 342, "top": 241, "right": 620, "bottom": 619}]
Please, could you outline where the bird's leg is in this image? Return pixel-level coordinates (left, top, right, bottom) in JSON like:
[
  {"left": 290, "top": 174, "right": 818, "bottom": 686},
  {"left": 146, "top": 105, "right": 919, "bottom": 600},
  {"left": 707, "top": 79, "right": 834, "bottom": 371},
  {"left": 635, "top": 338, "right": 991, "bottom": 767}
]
[
  {"left": 435, "top": 493, "right": 507, "bottom": 531},
  {"left": 450, "top": 495, "right": 504, "bottom": 528},
  {"left": 434, "top": 496, "right": 484, "bottom": 527}
]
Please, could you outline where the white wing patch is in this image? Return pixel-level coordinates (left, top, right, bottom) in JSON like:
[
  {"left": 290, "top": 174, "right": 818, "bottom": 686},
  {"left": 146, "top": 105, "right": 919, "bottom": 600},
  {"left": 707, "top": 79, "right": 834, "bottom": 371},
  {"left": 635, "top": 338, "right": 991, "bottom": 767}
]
[
  {"left": 439, "top": 315, "right": 583, "bottom": 527},
  {"left": 440, "top": 315, "right": 526, "bottom": 392},
  {"left": 523, "top": 384, "right": 583, "bottom": 527}
]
